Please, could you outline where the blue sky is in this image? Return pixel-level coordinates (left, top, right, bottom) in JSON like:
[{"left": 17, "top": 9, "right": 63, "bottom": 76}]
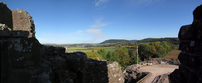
[{"left": 2, "top": 0, "right": 202, "bottom": 44}]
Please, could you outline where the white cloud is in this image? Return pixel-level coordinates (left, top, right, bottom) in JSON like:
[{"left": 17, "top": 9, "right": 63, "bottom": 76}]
[
  {"left": 75, "top": 30, "right": 84, "bottom": 35},
  {"left": 86, "top": 28, "right": 102, "bottom": 34},
  {"left": 73, "top": 28, "right": 105, "bottom": 42},
  {"left": 87, "top": 18, "right": 107, "bottom": 40},
  {"left": 90, "top": 19, "right": 108, "bottom": 28},
  {"left": 94, "top": 0, "right": 109, "bottom": 7},
  {"left": 86, "top": 28, "right": 105, "bottom": 40}
]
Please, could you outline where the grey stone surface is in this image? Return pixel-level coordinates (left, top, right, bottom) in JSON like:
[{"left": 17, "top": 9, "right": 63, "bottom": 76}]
[
  {"left": 107, "top": 62, "right": 124, "bottom": 83},
  {"left": 123, "top": 64, "right": 148, "bottom": 83},
  {"left": 12, "top": 10, "right": 35, "bottom": 38}
]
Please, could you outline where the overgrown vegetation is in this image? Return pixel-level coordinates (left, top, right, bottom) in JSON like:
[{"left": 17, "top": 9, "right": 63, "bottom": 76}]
[{"left": 85, "top": 52, "right": 103, "bottom": 60}]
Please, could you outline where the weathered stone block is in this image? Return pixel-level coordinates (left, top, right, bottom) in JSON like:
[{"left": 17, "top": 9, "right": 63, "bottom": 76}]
[
  {"left": 12, "top": 10, "right": 35, "bottom": 38},
  {"left": 85, "top": 59, "right": 108, "bottom": 83},
  {"left": 178, "top": 51, "right": 200, "bottom": 68},
  {"left": 0, "top": 30, "right": 11, "bottom": 37},
  {"left": 179, "top": 65, "right": 198, "bottom": 83},
  {"left": 178, "top": 25, "right": 195, "bottom": 40},
  {"left": 12, "top": 31, "right": 29, "bottom": 38},
  {"left": 0, "top": 2, "right": 13, "bottom": 29},
  {"left": 107, "top": 62, "right": 124, "bottom": 83},
  {"left": 170, "top": 69, "right": 187, "bottom": 83}
]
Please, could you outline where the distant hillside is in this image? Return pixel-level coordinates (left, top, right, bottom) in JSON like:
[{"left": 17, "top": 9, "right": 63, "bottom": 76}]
[
  {"left": 101, "top": 37, "right": 179, "bottom": 45},
  {"left": 137, "top": 37, "right": 179, "bottom": 45},
  {"left": 100, "top": 39, "right": 134, "bottom": 44}
]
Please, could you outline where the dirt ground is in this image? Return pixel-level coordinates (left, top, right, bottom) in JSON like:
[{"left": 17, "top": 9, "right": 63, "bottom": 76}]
[{"left": 138, "top": 64, "right": 178, "bottom": 83}]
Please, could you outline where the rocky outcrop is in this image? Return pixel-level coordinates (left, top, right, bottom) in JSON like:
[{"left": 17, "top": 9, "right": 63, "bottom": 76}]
[
  {"left": 150, "top": 58, "right": 180, "bottom": 65},
  {"left": 0, "top": 2, "right": 124, "bottom": 83},
  {"left": 169, "top": 5, "right": 202, "bottom": 83},
  {"left": 107, "top": 62, "right": 124, "bottom": 83},
  {"left": 123, "top": 64, "right": 148, "bottom": 83}
]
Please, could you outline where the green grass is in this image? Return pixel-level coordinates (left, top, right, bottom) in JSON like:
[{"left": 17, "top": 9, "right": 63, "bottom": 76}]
[
  {"left": 65, "top": 47, "right": 95, "bottom": 53},
  {"left": 65, "top": 46, "right": 116, "bottom": 53},
  {"left": 105, "top": 48, "right": 116, "bottom": 52}
]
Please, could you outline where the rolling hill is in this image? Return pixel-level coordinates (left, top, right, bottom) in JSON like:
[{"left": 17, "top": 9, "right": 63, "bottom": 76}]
[{"left": 100, "top": 37, "right": 179, "bottom": 45}]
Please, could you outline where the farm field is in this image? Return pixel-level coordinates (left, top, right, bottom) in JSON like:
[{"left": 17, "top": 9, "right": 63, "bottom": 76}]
[
  {"left": 65, "top": 46, "right": 116, "bottom": 53},
  {"left": 164, "top": 50, "right": 181, "bottom": 60},
  {"left": 89, "top": 47, "right": 116, "bottom": 52},
  {"left": 65, "top": 47, "right": 93, "bottom": 53}
]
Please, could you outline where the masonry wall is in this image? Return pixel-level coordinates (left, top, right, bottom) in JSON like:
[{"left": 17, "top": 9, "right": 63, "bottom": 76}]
[
  {"left": 0, "top": 2, "right": 125, "bottom": 83},
  {"left": 169, "top": 5, "right": 202, "bottom": 83}
]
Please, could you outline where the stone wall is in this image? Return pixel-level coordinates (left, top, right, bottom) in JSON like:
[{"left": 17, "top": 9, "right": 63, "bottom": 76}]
[
  {"left": 0, "top": 2, "right": 35, "bottom": 38},
  {"left": 12, "top": 10, "right": 35, "bottom": 38},
  {"left": 0, "top": 2, "right": 124, "bottom": 83},
  {"left": 0, "top": 2, "right": 13, "bottom": 29},
  {"left": 169, "top": 5, "right": 202, "bottom": 83}
]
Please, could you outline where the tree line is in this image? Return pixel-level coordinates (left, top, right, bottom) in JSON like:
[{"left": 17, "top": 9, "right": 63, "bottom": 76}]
[{"left": 85, "top": 41, "right": 176, "bottom": 70}]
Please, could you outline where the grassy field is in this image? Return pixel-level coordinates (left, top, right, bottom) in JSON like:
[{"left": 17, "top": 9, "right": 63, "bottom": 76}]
[
  {"left": 65, "top": 46, "right": 116, "bottom": 53},
  {"left": 89, "top": 47, "right": 116, "bottom": 52},
  {"left": 65, "top": 47, "right": 94, "bottom": 53},
  {"left": 164, "top": 50, "right": 181, "bottom": 60}
]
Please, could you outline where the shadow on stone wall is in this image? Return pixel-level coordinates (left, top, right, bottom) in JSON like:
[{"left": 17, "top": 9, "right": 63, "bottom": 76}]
[
  {"left": 169, "top": 4, "right": 202, "bottom": 83},
  {"left": 0, "top": 2, "right": 124, "bottom": 83}
]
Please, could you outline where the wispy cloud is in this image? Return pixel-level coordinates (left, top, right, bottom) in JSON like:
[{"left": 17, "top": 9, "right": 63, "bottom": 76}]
[
  {"left": 74, "top": 28, "right": 105, "bottom": 41},
  {"left": 126, "top": 0, "right": 165, "bottom": 6},
  {"left": 90, "top": 18, "right": 108, "bottom": 28},
  {"left": 75, "top": 30, "right": 84, "bottom": 35},
  {"left": 88, "top": 18, "right": 107, "bottom": 40},
  {"left": 86, "top": 28, "right": 105, "bottom": 40},
  {"left": 86, "top": 28, "right": 102, "bottom": 34},
  {"left": 94, "top": 0, "right": 110, "bottom": 7},
  {"left": 73, "top": 19, "right": 108, "bottom": 42}
]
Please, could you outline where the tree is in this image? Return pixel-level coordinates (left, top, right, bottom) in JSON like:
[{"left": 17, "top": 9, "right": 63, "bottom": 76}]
[
  {"left": 161, "top": 41, "right": 171, "bottom": 53},
  {"left": 106, "top": 51, "right": 113, "bottom": 61},
  {"left": 138, "top": 44, "right": 152, "bottom": 61},
  {"left": 128, "top": 48, "right": 141, "bottom": 65},
  {"left": 150, "top": 41, "right": 176, "bottom": 58},
  {"left": 112, "top": 47, "right": 130, "bottom": 69},
  {"left": 152, "top": 41, "right": 165, "bottom": 57},
  {"left": 97, "top": 49, "right": 108, "bottom": 59},
  {"left": 150, "top": 45, "right": 157, "bottom": 58}
]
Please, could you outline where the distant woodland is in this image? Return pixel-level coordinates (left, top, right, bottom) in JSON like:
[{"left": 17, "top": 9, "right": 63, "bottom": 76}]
[
  {"left": 86, "top": 41, "right": 176, "bottom": 70},
  {"left": 45, "top": 38, "right": 178, "bottom": 70}
]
